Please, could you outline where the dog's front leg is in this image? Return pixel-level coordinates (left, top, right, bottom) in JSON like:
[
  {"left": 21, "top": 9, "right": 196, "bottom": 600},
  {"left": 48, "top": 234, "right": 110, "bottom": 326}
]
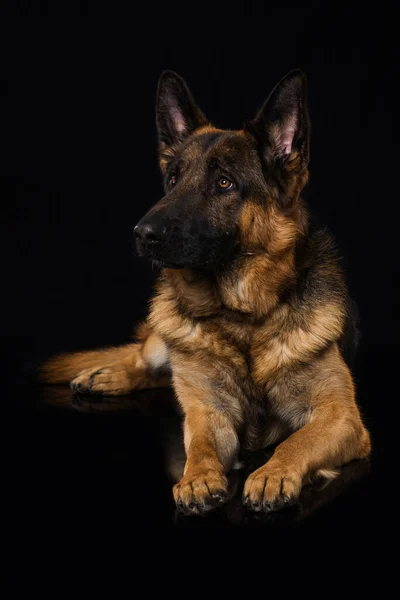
[
  {"left": 173, "top": 405, "right": 239, "bottom": 515},
  {"left": 172, "top": 371, "right": 241, "bottom": 515},
  {"left": 243, "top": 396, "right": 371, "bottom": 513}
]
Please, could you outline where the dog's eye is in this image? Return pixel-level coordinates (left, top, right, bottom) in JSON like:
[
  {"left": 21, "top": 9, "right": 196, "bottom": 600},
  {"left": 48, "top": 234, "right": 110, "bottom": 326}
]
[
  {"left": 169, "top": 173, "right": 177, "bottom": 186},
  {"left": 217, "top": 177, "right": 233, "bottom": 190}
]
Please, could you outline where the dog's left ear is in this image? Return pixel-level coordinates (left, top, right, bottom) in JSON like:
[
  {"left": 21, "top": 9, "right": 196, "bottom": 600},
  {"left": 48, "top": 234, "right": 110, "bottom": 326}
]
[{"left": 247, "top": 70, "right": 309, "bottom": 173}]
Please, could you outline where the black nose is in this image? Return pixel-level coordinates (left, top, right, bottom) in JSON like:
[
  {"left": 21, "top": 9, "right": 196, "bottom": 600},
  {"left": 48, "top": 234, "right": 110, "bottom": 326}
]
[{"left": 134, "top": 223, "right": 164, "bottom": 244}]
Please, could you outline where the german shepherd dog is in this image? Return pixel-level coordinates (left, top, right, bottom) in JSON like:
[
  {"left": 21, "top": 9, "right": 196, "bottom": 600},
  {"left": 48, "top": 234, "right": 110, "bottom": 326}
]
[{"left": 42, "top": 70, "right": 371, "bottom": 515}]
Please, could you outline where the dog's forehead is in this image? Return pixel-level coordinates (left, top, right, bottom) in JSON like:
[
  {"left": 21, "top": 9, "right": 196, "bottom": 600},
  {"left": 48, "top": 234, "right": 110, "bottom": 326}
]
[{"left": 180, "top": 129, "right": 254, "bottom": 167}]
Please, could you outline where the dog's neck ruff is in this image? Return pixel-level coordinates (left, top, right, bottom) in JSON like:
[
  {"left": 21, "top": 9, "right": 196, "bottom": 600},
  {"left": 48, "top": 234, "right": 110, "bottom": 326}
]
[{"left": 162, "top": 247, "right": 296, "bottom": 321}]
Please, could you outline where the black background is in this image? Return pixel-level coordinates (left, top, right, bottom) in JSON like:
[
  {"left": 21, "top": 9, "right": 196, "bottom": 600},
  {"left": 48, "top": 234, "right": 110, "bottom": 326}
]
[{"left": 2, "top": 2, "right": 398, "bottom": 531}]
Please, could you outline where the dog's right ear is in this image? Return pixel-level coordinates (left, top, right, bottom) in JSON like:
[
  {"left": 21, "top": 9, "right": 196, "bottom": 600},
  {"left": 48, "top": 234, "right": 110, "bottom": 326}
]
[{"left": 156, "top": 71, "right": 209, "bottom": 172}]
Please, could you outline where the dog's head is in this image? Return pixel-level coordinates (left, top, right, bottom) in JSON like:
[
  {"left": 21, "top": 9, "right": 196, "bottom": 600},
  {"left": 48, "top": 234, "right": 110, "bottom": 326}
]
[{"left": 135, "top": 70, "right": 310, "bottom": 269}]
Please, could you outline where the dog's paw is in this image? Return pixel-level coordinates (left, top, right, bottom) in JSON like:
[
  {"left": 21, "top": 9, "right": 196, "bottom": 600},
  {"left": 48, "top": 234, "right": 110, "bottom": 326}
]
[
  {"left": 243, "top": 462, "right": 302, "bottom": 513},
  {"left": 70, "top": 364, "right": 132, "bottom": 395},
  {"left": 173, "top": 470, "right": 228, "bottom": 516}
]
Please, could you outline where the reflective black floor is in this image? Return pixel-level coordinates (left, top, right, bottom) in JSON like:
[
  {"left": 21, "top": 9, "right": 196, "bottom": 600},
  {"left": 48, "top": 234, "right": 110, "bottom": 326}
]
[{"left": 9, "top": 382, "right": 385, "bottom": 531}]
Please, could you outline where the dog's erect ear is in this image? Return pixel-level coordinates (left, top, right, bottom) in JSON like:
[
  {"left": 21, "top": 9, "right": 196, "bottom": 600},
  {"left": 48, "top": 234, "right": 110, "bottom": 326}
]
[
  {"left": 156, "top": 71, "right": 209, "bottom": 163},
  {"left": 247, "top": 70, "right": 309, "bottom": 172}
]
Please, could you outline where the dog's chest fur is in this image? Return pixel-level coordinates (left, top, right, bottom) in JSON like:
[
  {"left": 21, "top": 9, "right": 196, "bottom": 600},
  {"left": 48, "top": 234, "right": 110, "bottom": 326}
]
[
  {"left": 148, "top": 263, "right": 304, "bottom": 433},
  {"left": 149, "top": 264, "right": 275, "bottom": 375}
]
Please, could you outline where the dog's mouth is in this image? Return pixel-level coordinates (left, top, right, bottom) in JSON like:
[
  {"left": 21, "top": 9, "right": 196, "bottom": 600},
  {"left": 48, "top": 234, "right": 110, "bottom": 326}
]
[
  {"left": 135, "top": 238, "right": 188, "bottom": 269},
  {"left": 138, "top": 250, "right": 213, "bottom": 270},
  {"left": 135, "top": 239, "right": 223, "bottom": 271},
  {"left": 150, "top": 258, "right": 183, "bottom": 269}
]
